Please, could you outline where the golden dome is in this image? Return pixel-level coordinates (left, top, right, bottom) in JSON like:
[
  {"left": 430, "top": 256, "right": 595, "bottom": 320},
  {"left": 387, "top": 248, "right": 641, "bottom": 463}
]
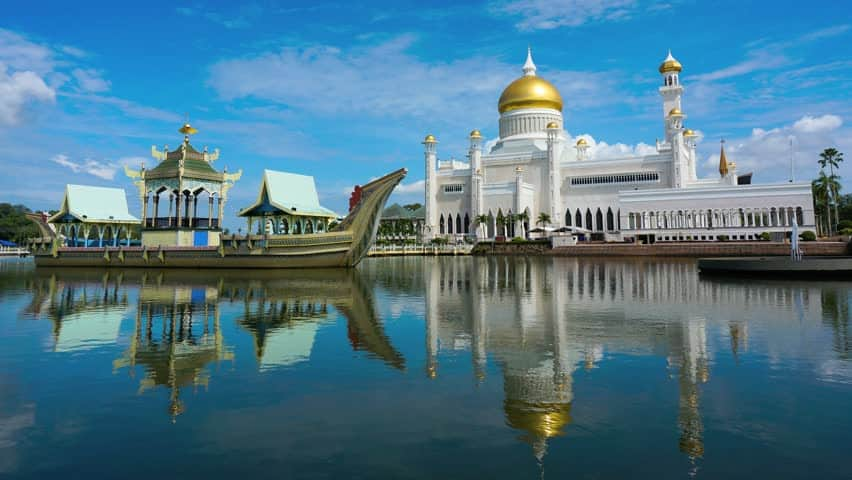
[
  {"left": 546, "top": 121, "right": 559, "bottom": 129},
  {"left": 498, "top": 75, "right": 563, "bottom": 114},
  {"left": 423, "top": 134, "right": 437, "bottom": 143},
  {"left": 469, "top": 129, "right": 482, "bottom": 139},
  {"left": 659, "top": 50, "right": 683, "bottom": 74},
  {"left": 668, "top": 107, "right": 684, "bottom": 117},
  {"left": 683, "top": 128, "right": 697, "bottom": 137},
  {"left": 576, "top": 138, "right": 588, "bottom": 146}
]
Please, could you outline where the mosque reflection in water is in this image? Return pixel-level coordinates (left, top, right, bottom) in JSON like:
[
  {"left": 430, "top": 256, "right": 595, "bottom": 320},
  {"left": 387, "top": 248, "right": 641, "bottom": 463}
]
[{"left": 21, "top": 257, "right": 850, "bottom": 467}]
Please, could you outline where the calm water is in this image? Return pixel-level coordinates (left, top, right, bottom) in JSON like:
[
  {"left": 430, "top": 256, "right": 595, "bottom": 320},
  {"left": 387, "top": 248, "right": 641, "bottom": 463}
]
[{"left": 0, "top": 256, "right": 850, "bottom": 479}]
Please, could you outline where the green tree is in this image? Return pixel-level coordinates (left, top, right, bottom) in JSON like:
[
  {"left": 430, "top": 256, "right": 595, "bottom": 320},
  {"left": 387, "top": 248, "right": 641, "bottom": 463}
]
[
  {"left": 813, "top": 173, "right": 831, "bottom": 236},
  {"left": 536, "top": 212, "right": 552, "bottom": 227},
  {"left": 818, "top": 148, "right": 844, "bottom": 232},
  {"left": 0, "top": 203, "right": 40, "bottom": 244},
  {"left": 403, "top": 203, "right": 422, "bottom": 212},
  {"left": 495, "top": 212, "right": 507, "bottom": 237}
]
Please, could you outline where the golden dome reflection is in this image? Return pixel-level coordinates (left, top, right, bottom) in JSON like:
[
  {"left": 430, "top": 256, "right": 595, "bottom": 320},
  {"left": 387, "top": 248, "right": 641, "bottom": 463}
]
[
  {"left": 504, "top": 400, "right": 572, "bottom": 440},
  {"left": 498, "top": 75, "right": 564, "bottom": 114}
]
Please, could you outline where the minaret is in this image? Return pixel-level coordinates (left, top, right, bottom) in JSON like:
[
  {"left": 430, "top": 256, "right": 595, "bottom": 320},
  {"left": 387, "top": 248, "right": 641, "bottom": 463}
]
[
  {"left": 423, "top": 134, "right": 438, "bottom": 239},
  {"left": 668, "top": 107, "right": 688, "bottom": 188},
  {"left": 546, "top": 122, "right": 561, "bottom": 227},
  {"left": 469, "top": 130, "right": 482, "bottom": 237},
  {"left": 659, "top": 50, "right": 684, "bottom": 145},
  {"left": 514, "top": 166, "right": 524, "bottom": 238},
  {"left": 574, "top": 137, "right": 590, "bottom": 161},
  {"left": 684, "top": 129, "right": 699, "bottom": 181}
]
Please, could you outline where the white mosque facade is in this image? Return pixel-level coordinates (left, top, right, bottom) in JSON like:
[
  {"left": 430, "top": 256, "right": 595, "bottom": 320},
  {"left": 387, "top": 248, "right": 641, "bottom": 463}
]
[{"left": 423, "top": 50, "right": 816, "bottom": 242}]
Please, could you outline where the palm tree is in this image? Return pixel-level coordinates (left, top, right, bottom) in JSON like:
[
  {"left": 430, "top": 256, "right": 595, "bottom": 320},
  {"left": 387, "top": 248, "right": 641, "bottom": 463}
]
[
  {"left": 819, "top": 148, "right": 844, "bottom": 232},
  {"left": 495, "top": 213, "right": 507, "bottom": 237},
  {"left": 536, "top": 212, "right": 552, "bottom": 227},
  {"left": 515, "top": 211, "right": 530, "bottom": 238},
  {"left": 474, "top": 214, "right": 489, "bottom": 238},
  {"left": 813, "top": 173, "right": 831, "bottom": 236}
]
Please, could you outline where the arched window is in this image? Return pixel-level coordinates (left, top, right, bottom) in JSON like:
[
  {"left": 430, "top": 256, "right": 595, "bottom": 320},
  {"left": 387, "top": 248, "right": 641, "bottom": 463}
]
[
  {"left": 448, "top": 214, "right": 454, "bottom": 234},
  {"left": 596, "top": 208, "right": 604, "bottom": 231},
  {"left": 565, "top": 208, "right": 572, "bottom": 226},
  {"left": 575, "top": 209, "right": 582, "bottom": 228},
  {"left": 606, "top": 208, "right": 614, "bottom": 231},
  {"left": 585, "top": 209, "right": 593, "bottom": 231},
  {"left": 464, "top": 214, "right": 470, "bottom": 234},
  {"left": 456, "top": 214, "right": 462, "bottom": 234},
  {"left": 617, "top": 209, "right": 621, "bottom": 230},
  {"left": 440, "top": 214, "right": 445, "bottom": 234}
]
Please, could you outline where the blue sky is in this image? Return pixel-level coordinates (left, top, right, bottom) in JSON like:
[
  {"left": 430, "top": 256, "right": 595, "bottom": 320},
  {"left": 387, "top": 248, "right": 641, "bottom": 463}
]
[{"left": 1, "top": 0, "right": 850, "bottom": 230}]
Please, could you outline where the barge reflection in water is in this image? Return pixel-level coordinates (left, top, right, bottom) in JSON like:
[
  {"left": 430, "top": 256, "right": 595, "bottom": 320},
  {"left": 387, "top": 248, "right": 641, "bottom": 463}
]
[{"left": 1, "top": 256, "right": 850, "bottom": 478}]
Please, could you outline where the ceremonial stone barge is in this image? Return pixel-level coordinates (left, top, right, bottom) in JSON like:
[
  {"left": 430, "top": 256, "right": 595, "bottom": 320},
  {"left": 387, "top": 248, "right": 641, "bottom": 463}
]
[{"left": 28, "top": 124, "right": 406, "bottom": 268}]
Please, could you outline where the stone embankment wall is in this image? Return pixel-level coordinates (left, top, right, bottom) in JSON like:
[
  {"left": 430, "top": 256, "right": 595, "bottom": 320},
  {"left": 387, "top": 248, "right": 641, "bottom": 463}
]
[{"left": 473, "top": 241, "right": 850, "bottom": 257}]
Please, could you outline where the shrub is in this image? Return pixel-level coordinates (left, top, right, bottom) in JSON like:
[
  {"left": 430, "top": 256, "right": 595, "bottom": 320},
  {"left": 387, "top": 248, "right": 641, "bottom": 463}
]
[
  {"left": 759, "top": 232, "right": 771, "bottom": 241},
  {"left": 510, "top": 237, "right": 526, "bottom": 243},
  {"left": 430, "top": 237, "right": 448, "bottom": 245},
  {"left": 799, "top": 231, "right": 816, "bottom": 241},
  {"left": 716, "top": 234, "right": 729, "bottom": 242},
  {"left": 840, "top": 228, "right": 852, "bottom": 235},
  {"left": 838, "top": 220, "right": 852, "bottom": 230}
]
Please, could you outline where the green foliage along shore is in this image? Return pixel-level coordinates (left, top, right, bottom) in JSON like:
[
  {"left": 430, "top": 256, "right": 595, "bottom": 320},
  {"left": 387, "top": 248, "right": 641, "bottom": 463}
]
[{"left": 0, "top": 203, "right": 40, "bottom": 244}]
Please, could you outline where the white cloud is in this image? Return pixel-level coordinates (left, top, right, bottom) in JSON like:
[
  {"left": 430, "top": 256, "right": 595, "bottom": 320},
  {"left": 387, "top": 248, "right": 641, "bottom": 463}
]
[
  {"left": 71, "top": 68, "right": 110, "bottom": 93},
  {"left": 699, "top": 114, "right": 850, "bottom": 183},
  {"left": 493, "top": 0, "right": 641, "bottom": 30},
  {"left": 792, "top": 114, "right": 842, "bottom": 133},
  {"left": 394, "top": 179, "right": 425, "bottom": 194},
  {"left": 50, "top": 154, "right": 123, "bottom": 180},
  {"left": 571, "top": 133, "right": 657, "bottom": 159},
  {"left": 209, "top": 36, "right": 622, "bottom": 129},
  {"left": 690, "top": 51, "right": 788, "bottom": 83},
  {"left": 0, "top": 29, "right": 54, "bottom": 74},
  {"left": 0, "top": 63, "right": 55, "bottom": 125}
]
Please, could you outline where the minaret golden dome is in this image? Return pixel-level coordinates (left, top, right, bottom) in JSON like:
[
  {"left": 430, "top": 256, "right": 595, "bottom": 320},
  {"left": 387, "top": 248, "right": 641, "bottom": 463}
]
[
  {"left": 659, "top": 50, "right": 683, "bottom": 73},
  {"left": 546, "top": 121, "right": 559, "bottom": 129},
  {"left": 576, "top": 138, "right": 588, "bottom": 146},
  {"left": 423, "top": 134, "right": 437, "bottom": 143},
  {"left": 498, "top": 48, "right": 563, "bottom": 114},
  {"left": 668, "top": 107, "right": 684, "bottom": 117},
  {"left": 469, "top": 129, "right": 482, "bottom": 139}
]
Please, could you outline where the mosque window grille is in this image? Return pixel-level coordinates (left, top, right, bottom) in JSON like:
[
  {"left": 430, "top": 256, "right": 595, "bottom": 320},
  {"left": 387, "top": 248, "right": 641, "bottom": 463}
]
[
  {"left": 570, "top": 171, "right": 660, "bottom": 186},
  {"left": 443, "top": 184, "right": 464, "bottom": 194}
]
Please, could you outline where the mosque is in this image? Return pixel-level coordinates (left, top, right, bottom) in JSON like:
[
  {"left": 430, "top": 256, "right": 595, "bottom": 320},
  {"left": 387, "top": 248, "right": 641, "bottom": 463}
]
[{"left": 423, "top": 50, "right": 816, "bottom": 242}]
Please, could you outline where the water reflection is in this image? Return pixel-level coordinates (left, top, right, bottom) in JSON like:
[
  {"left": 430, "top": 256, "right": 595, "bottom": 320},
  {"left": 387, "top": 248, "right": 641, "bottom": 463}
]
[
  {"left": 5, "top": 257, "right": 851, "bottom": 477},
  {"left": 22, "top": 268, "right": 405, "bottom": 421},
  {"left": 360, "top": 256, "right": 852, "bottom": 468}
]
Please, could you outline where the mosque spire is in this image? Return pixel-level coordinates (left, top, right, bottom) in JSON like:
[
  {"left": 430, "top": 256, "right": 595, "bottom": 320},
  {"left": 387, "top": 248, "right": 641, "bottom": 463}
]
[
  {"left": 523, "top": 46, "right": 537, "bottom": 77},
  {"left": 719, "top": 139, "right": 729, "bottom": 177}
]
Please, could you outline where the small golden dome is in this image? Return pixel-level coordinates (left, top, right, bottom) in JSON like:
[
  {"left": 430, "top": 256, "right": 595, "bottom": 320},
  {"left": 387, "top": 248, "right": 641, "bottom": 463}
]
[
  {"left": 546, "top": 121, "right": 559, "bottom": 129},
  {"left": 469, "top": 129, "right": 482, "bottom": 139},
  {"left": 659, "top": 50, "right": 683, "bottom": 74},
  {"left": 498, "top": 75, "right": 563, "bottom": 114},
  {"left": 576, "top": 138, "right": 588, "bottom": 146},
  {"left": 423, "top": 134, "right": 437, "bottom": 143},
  {"left": 668, "top": 107, "right": 684, "bottom": 117},
  {"left": 179, "top": 123, "right": 198, "bottom": 136},
  {"left": 683, "top": 128, "right": 697, "bottom": 137}
]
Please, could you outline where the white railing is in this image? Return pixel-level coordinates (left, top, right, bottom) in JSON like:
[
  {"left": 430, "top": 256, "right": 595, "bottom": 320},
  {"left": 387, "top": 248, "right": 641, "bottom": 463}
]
[
  {"left": 369, "top": 244, "right": 474, "bottom": 256},
  {"left": 0, "top": 246, "right": 29, "bottom": 256}
]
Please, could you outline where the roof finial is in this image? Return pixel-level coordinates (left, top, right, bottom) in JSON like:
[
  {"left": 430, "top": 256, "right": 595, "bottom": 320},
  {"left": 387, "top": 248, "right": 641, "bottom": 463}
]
[
  {"left": 719, "top": 138, "right": 729, "bottom": 177},
  {"left": 523, "top": 46, "right": 536, "bottom": 77},
  {"left": 179, "top": 113, "right": 198, "bottom": 144}
]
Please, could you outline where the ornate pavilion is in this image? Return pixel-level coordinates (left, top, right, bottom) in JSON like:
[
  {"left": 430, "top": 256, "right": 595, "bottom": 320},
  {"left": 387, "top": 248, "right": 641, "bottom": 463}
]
[
  {"left": 48, "top": 184, "right": 139, "bottom": 247},
  {"left": 125, "top": 123, "right": 242, "bottom": 247},
  {"left": 238, "top": 169, "right": 337, "bottom": 235}
]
